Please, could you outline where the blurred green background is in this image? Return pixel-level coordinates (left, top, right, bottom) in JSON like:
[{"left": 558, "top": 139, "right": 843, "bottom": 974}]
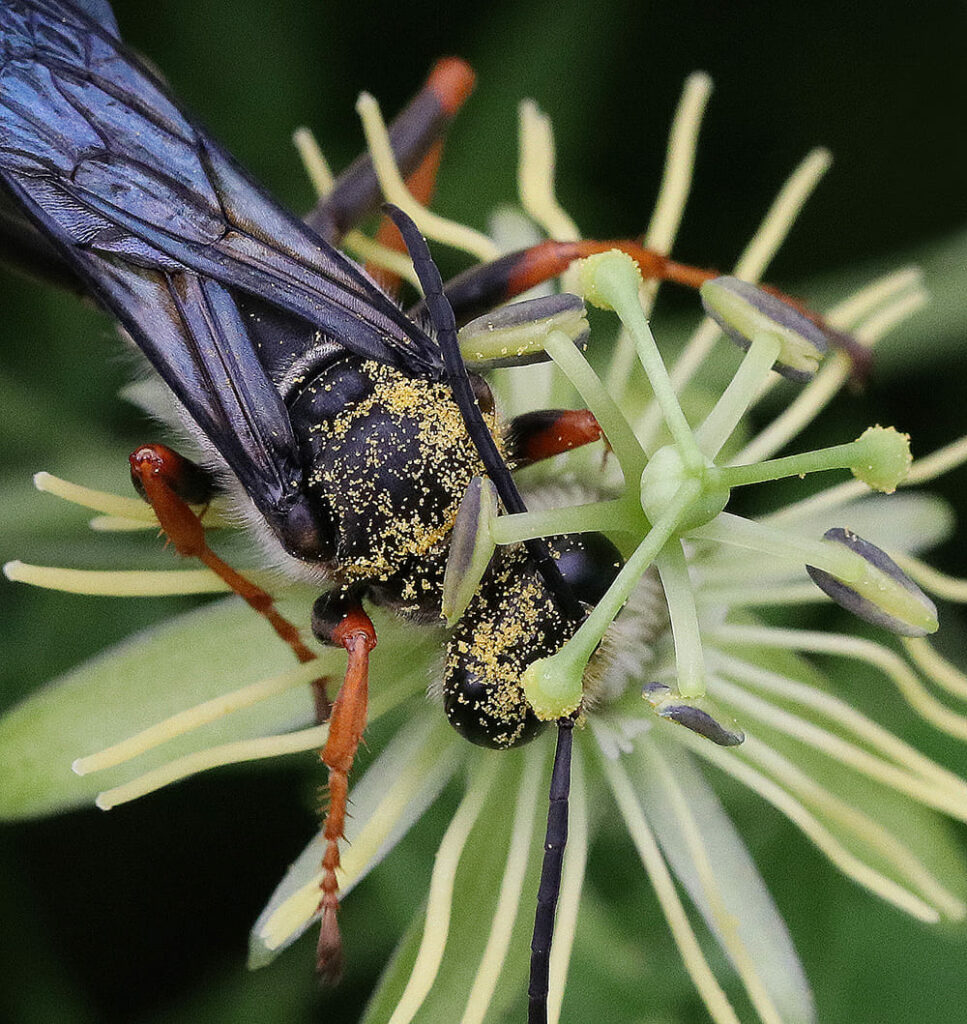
[{"left": 2, "top": 0, "right": 967, "bottom": 1021}]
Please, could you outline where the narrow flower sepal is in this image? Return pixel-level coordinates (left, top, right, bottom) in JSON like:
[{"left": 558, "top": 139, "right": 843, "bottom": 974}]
[{"left": 806, "top": 527, "right": 939, "bottom": 636}]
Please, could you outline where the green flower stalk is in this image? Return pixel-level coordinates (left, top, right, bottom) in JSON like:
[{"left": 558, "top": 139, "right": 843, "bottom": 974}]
[{"left": 4, "top": 71, "right": 967, "bottom": 1024}]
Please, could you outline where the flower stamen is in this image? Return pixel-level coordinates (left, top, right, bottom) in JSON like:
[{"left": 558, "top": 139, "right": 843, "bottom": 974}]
[
  {"left": 690, "top": 514, "right": 864, "bottom": 579},
  {"left": 694, "top": 332, "right": 783, "bottom": 458},
  {"left": 904, "top": 637, "right": 967, "bottom": 702},
  {"left": 543, "top": 328, "right": 647, "bottom": 481},
  {"left": 681, "top": 731, "right": 946, "bottom": 922},
  {"left": 71, "top": 659, "right": 328, "bottom": 775},
  {"left": 737, "top": 285, "right": 928, "bottom": 464},
  {"left": 708, "top": 650, "right": 966, "bottom": 794},
  {"left": 93, "top": 724, "right": 331, "bottom": 810},
  {"left": 742, "top": 736, "right": 966, "bottom": 920},
  {"left": 517, "top": 99, "right": 581, "bottom": 244},
  {"left": 637, "top": 147, "right": 832, "bottom": 449},
  {"left": 2, "top": 562, "right": 232, "bottom": 597},
  {"left": 460, "top": 745, "right": 542, "bottom": 1024},
  {"left": 656, "top": 541, "right": 707, "bottom": 698},
  {"left": 708, "top": 668, "right": 967, "bottom": 819},
  {"left": 717, "top": 624, "right": 967, "bottom": 744},
  {"left": 608, "top": 71, "right": 713, "bottom": 397},
  {"left": 356, "top": 92, "right": 499, "bottom": 262},
  {"left": 33, "top": 470, "right": 156, "bottom": 521},
  {"left": 292, "top": 126, "right": 422, "bottom": 284},
  {"left": 651, "top": 751, "right": 787, "bottom": 1024}
]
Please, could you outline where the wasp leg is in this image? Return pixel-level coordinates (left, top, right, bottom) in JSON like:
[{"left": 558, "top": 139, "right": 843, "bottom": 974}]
[
  {"left": 407, "top": 239, "right": 709, "bottom": 327},
  {"left": 306, "top": 58, "right": 475, "bottom": 244},
  {"left": 310, "top": 592, "right": 378, "bottom": 982},
  {"left": 128, "top": 443, "right": 318, "bottom": 668},
  {"left": 507, "top": 408, "right": 604, "bottom": 468}
]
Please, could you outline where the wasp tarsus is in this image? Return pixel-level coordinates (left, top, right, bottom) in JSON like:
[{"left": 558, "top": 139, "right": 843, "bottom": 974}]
[{"left": 314, "top": 599, "right": 377, "bottom": 984}]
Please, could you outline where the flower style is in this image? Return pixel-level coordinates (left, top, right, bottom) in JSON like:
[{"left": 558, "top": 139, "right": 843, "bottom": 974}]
[{"left": 4, "top": 71, "right": 967, "bottom": 1024}]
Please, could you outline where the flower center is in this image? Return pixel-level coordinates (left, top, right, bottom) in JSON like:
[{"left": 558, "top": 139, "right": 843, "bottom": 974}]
[{"left": 639, "top": 445, "right": 730, "bottom": 532}]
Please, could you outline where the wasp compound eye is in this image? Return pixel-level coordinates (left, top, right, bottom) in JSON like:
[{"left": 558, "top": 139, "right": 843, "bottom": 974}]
[{"left": 443, "top": 533, "right": 623, "bottom": 748}]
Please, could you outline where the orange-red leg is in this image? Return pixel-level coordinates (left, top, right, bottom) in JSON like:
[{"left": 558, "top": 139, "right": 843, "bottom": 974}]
[
  {"left": 129, "top": 443, "right": 319, "bottom": 669},
  {"left": 507, "top": 408, "right": 604, "bottom": 468},
  {"left": 431, "top": 238, "right": 717, "bottom": 327},
  {"left": 311, "top": 598, "right": 377, "bottom": 981},
  {"left": 502, "top": 238, "right": 717, "bottom": 298}
]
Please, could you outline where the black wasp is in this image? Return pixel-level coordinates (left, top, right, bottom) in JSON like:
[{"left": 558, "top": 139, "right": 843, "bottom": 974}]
[{"left": 0, "top": 0, "right": 635, "bottom": 1013}]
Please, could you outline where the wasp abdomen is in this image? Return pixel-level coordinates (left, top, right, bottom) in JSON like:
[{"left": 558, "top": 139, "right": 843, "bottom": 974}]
[{"left": 444, "top": 533, "right": 623, "bottom": 749}]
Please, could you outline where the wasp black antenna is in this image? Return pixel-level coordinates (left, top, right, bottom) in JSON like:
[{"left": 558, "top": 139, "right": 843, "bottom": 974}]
[
  {"left": 383, "top": 204, "right": 584, "bottom": 624},
  {"left": 528, "top": 717, "right": 574, "bottom": 1024}
]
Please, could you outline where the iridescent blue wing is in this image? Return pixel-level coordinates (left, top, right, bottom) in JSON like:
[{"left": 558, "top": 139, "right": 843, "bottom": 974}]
[
  {"left": 0, "top": 0, "right": 442, "bottom": 549},
  {"left": 0, "top": 0, "right": 442, "bottom": 375}
]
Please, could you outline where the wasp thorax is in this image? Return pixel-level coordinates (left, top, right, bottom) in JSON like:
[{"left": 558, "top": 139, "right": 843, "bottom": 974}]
[
  {"left": 288, "top": 359, "right": 496, "bottom": 604},
  {"left": 444, "top": 533, "right": 623, "bottom": 749}
]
